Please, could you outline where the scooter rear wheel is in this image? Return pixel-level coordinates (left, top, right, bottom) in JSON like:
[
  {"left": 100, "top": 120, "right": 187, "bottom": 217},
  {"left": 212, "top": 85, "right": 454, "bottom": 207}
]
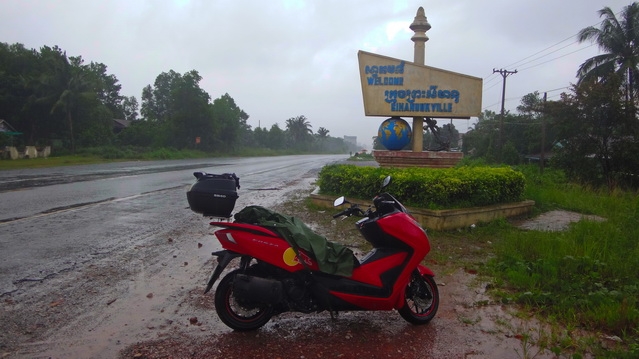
[
  {"left": 214, "top": 269, "right": 274, "bottom": 331},
  {"left": 398, "top": 271, "right": 439, "bottom": 324}
]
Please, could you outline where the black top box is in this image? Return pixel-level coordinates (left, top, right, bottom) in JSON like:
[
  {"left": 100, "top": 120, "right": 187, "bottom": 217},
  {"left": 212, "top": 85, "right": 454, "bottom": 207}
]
[{"left": 187, "top": 172, "right": 240, "bottom": 218}]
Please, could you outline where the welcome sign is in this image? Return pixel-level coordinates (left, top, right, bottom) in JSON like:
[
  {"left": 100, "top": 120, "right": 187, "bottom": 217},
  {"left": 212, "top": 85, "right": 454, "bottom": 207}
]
[{"left": 358, "top": 50, "right": 482, "bottom": 118}]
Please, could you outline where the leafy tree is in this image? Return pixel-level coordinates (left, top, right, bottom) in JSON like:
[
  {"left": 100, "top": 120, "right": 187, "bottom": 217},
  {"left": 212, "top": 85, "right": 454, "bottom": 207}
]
[
  {"left": 501, "top": 141, "right": 521, "bottom": 165},
  {"left": 116, "top": 120, "right": 158, "bottom": 147},
  {"left": 138, "top": 70, "right": 211, "bottom": 149},
  {"left": 137, "top": 71, "right": 251, "bottom": 152},
  {"left": 552, "top": 75, "right": 637, "bottom": 187},
  {"left": 0, "top": 43, "right": 46, "bottom": 146},
  {"left": 140, "top": 70, "right": 181, "bottom": 123},
  {"left": 121, "top": 96, "right": 138, "bottom": 121},
  {"left": 252, "top": 126, "right": 268, "bottom": 148},
  {"left": 577, "top": 2, "right": 639, "bottom": 104},
  {"left": 43, "top": 54, "right": 95, "bottom": 152},
  {"left": 86, "top": 61, "right": 123, "bottom": 119},
  {"left": 210, "top": 93, "right": 250, "bottom": 151},
  {"left": 462, "top": 110, "right": 500, "bottom": 161},
  {"left": 423, "top": 121, "right": 459, "bottom": 151},
  {"left": 267, "top": 123, "right": 286, "bottom": 150},
  {"left": 167, "top": 70, "right": 212, "bottom": 149}
]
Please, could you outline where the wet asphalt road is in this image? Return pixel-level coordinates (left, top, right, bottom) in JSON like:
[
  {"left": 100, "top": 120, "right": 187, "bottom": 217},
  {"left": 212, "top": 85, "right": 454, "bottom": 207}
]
[{"left": 0, "top": 155, "right": 346, "bottom": 296}]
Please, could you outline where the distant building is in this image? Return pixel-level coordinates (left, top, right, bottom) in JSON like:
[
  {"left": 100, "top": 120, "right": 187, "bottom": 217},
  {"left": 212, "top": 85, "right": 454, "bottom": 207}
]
[
  {"left": 113, "top": 119, "right": 131, "bottom": 134},
  {"left": 344, "top": 136, "right": 357, "bottom": 147},
  {"left": 0, "top": 119, "right": 18, "bottom": 133}
]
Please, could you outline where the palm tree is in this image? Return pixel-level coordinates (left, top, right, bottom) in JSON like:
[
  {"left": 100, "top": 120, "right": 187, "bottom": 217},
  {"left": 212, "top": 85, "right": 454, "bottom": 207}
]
[
  {"left": 50, "top": 57, "right": 93, "bottom": 152},
  {"left": 40, "top": 50, "right": 94, "bottom": 152},
  {"left": 317, "top": 127, "right": 329, "bottom": 138},
  {"left": 577, "top": 3, "right": 639, "bottom": 103},
  {"left": 316, "top": 127, "right": 330, "bottom": 151},
  {"left": 285, "top": 115, "right": 313, "bottom": 147}
]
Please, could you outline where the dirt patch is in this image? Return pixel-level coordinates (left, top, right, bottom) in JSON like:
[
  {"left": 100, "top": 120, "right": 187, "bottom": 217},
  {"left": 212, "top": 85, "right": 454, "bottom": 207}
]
[{"left": 514, "top": 210, "right": 606, "bottom": 232}]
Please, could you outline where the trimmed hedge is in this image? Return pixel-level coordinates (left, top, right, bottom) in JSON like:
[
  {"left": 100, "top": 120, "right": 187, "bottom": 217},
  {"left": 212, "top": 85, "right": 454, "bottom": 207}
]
[{"left": 317, "top": 164, "right": 525, "bottom": 209}]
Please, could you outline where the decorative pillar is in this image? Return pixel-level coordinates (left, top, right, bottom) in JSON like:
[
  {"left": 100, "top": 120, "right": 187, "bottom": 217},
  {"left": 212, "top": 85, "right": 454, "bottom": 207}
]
[{"left": 409, "top": 7, "right": 431, "bottom": 153}]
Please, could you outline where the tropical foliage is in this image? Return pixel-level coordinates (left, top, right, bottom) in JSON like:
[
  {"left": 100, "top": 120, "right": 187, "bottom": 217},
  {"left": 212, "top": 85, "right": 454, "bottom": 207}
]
[
  {"left": 0, "top": 43, "right": 356, "bottom": 155},
  {"left": 577, "top": 2, "right": 639, "bottom": 103},
  {"left": 464, "top": 3, "right": 639, "bottom": 189}
]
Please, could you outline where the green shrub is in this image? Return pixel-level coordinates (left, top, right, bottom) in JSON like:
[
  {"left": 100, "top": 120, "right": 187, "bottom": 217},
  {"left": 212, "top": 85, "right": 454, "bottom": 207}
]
[{"left": 317, "top": 164, "right": 525, "bottom": 209}]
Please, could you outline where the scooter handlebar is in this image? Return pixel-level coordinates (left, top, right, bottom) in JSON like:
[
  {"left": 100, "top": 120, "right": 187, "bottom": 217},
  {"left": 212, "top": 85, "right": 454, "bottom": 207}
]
[{"left": 333, "top": 206, "right": 366, "bottom": 218}]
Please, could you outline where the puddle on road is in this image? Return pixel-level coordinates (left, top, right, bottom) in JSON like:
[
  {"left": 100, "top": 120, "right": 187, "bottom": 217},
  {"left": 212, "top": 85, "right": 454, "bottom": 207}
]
[{"left": 21, "top": 177, "right": 320, "bottom": 359}]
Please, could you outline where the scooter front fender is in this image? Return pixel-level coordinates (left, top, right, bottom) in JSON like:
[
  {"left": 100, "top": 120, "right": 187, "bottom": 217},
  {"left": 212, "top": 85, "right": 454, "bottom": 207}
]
[
  {"left": 394, "top": 265, "right": 436, "bottom": 308},
  {"left": 204, "top": 250, "right": 242, "bottom": 294},
  {"left": 416, "top": 264, "right": 435, "bottom": 277},
  {"left": 395, "top": 264, "right": 435, "bottom": 309}
]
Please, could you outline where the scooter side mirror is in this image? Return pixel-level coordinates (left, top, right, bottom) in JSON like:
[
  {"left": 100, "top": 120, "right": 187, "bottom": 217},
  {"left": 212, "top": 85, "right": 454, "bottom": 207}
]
[
  {"left": 381, "top": 176, "right": 392, "bottom": 189},
  {"left": 333, "top": 196, "right": 347, "bottom": 207}
]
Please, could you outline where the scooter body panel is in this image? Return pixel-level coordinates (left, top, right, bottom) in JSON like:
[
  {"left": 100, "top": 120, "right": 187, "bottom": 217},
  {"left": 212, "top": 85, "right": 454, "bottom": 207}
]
[
  {"left": 209, "top": 209, "right": 432, "bottom": 312},
  {"left": 211, "top": 222, "right": 320, "bottom": 272}
]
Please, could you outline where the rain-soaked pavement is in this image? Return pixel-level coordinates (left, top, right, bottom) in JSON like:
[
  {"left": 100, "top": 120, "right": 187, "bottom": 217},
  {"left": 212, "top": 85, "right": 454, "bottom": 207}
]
[{"left": 0, "top": 156, "right": 590, "bottom": 358}]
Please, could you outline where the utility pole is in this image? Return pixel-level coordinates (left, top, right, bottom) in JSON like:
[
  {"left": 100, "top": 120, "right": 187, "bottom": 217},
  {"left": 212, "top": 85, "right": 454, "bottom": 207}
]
[
  {"left": 541, "top": 92, "right": 547, "bottom": 174},
  {"left": 493, "top": 68, "right": 517, "bottom": 161}
]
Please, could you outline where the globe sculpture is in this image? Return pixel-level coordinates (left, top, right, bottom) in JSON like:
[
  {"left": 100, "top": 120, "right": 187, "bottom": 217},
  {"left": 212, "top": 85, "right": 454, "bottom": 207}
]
[{"left": 378, "top": 117, "right": 412, "bottom": 151}]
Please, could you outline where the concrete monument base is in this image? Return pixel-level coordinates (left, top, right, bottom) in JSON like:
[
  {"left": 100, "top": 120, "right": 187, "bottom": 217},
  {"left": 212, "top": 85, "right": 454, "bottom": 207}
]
[{"left": 373, "top": 150, "right": 463, "bottom": 168}]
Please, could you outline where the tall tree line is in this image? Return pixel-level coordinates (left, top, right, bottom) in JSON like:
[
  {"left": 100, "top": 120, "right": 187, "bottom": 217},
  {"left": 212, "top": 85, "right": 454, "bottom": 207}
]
[
  {"left": 0, "top": 43, "right": 135, "bottom": 151},
  {"left": 0, "top": 43, "right": 352, "bottom": 154}
]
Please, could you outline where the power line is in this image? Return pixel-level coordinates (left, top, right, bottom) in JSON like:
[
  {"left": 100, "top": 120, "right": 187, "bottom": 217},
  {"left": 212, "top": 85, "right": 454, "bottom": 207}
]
[
  {"left": 518, "top": 43, "right": 597, "bottom": 72},
  {"left": 497, "top": 9, "right": 622, "bottom": 73},
  {"left": 480, "top": 9, "right": 627, "bottom": 113}
]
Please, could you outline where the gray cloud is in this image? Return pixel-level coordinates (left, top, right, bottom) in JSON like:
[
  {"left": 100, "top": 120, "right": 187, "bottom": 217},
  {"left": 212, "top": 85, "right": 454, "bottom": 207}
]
[{"left": 0, "top": 0, "right": 631, "bottom": 148}]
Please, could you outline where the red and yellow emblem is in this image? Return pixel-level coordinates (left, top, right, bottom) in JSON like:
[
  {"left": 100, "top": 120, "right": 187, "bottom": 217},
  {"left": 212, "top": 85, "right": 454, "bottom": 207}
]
[{"left": 282, "top": 247, "right": 299, "bottom": 266}]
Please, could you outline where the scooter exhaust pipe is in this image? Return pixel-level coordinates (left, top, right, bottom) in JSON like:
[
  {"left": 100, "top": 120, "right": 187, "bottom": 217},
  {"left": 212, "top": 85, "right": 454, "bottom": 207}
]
[{"left": 233, "top": 274, "right": 284, "bottom": 305}]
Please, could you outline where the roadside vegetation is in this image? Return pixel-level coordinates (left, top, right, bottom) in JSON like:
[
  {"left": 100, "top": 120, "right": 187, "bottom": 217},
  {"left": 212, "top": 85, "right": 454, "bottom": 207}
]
[
  {"left": 0, "top": 45, "right": 358, "bottom": 164},
  {"left": 307, "top": 164, "right": 638, "bottom": 358},
  {"left": 486, "top": 166, "right": 638, "bottom": 358},
  {"left": 317, "top": 163, "right": 525, "bottom": 209}
]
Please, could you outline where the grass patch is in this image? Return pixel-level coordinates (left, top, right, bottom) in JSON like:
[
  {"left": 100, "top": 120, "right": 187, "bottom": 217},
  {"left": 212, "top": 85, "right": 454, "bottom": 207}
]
[
  {"left": 0, "top": 154, "right": 122, "bottom": 170},
  {"left": 303, "top": 164, "right": 639, "bottom": 356},
  {"left": 486, "top": 166, "right": 639, "bottom": 357}
]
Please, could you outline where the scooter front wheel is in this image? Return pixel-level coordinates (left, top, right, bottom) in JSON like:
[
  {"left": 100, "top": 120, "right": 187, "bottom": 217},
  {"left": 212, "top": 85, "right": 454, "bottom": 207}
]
[
  {"left": 398, "top": 271, "right": 439, "bottom": 324},
  {"left": 214, "top": 269, "right": 274, "bottom": 331}
]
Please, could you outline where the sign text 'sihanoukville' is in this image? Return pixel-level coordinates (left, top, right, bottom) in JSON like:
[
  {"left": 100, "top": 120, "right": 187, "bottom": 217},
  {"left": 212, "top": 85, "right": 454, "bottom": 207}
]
[{"left": 358, "top": 50, "right": 483, "bottom": 119}]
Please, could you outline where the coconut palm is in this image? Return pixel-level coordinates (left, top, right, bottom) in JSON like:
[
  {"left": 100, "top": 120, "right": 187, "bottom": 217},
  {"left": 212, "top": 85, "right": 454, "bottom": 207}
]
[
  {"left": 317, "top": 127, "right": 329, "bottom": 138},
  {"left": 50, "top": 58, "right": 93, "bottom": 152},
  {"left": 285, "top": 115, "right": 313, "bottom": 147},
  {"left": 577, "top": 2, "right": 639, "bottom": 102}
]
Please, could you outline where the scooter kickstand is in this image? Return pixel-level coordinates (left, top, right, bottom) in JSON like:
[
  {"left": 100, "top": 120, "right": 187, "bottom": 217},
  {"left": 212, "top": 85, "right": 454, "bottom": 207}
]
[{"left": 329, "top": 310, "right": 339, "bottom": 321}]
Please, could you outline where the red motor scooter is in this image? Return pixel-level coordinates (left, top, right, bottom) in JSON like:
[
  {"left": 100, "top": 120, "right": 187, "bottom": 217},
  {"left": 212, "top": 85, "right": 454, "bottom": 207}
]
[{"left": 194, "top": 175, "right": 439, "bottom": 331}]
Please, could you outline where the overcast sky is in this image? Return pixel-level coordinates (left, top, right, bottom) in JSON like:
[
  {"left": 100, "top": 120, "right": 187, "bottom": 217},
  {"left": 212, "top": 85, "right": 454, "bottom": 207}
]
[{"left": 0, "top": 0, "right": 633, "bottom": 149}]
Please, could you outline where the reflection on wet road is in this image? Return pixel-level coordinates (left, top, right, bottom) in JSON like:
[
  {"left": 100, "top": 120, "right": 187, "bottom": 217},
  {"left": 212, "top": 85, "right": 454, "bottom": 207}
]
[{"left": 0, "top": 155, "right": 345, "bottom": 295}]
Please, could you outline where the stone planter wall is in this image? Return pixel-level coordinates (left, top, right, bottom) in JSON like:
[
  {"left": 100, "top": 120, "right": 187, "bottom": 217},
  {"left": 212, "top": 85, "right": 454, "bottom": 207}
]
[{"left": 310, "top": 193, "right": 535, "bottom": 231}]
